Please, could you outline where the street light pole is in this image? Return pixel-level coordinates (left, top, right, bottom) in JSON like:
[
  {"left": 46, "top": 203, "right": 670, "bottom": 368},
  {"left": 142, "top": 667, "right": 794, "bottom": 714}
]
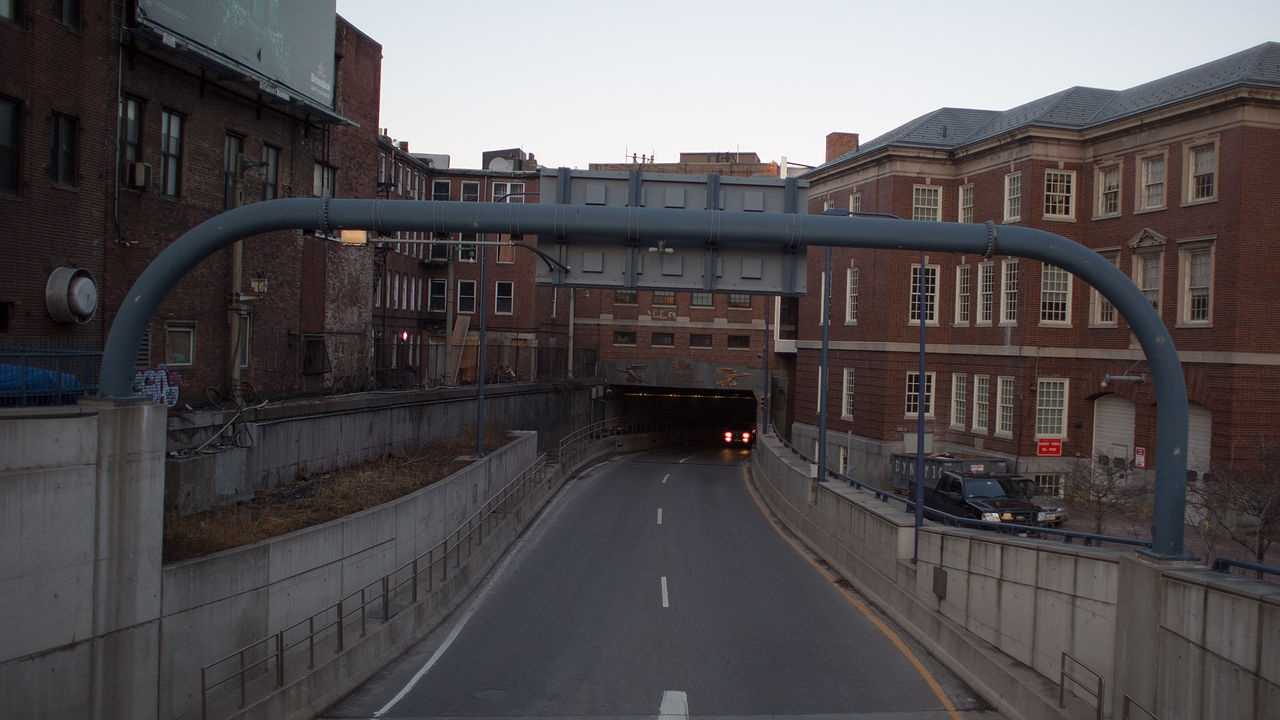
[{"left": 817, "top": 247, "right": 832, "bottom": 486}]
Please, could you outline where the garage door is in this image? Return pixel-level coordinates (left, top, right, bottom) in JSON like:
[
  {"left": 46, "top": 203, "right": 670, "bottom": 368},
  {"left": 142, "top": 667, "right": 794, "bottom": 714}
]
[
  {"left": 1092, "top": 395, "right": 1135, "bottom": 464},
  {"left": 1188, "top": 404, "right": 1212, "bottom": 475}
]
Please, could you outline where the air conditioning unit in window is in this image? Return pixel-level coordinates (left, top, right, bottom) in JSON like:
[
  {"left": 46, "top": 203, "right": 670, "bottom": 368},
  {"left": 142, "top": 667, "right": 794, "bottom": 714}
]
[{"left": 129, "top": 162, "right": 152, "bottom": 189}]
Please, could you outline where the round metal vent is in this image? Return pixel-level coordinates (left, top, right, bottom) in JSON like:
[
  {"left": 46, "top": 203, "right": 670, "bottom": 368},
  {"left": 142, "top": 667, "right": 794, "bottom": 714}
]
[{"left": 46, "top": 267, "right": 99, "bottom": 324}]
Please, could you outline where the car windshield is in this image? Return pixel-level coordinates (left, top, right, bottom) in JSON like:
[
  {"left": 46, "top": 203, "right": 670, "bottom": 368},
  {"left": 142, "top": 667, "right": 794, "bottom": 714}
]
[{"left": 963, "top": 478, "right": 1011, "bottom": 499}]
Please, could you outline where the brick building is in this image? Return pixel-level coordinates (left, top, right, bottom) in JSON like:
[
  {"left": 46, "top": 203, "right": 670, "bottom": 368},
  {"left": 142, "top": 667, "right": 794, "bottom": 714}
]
[
  {"left": 590, "top": 151, "right": 779, "bottom": 178},
  {"left": 0, "top": 1, "right": 383, "bottom": 404},
  {"left": 789, "top": 43, "right": 1280, "bottom": 496}
]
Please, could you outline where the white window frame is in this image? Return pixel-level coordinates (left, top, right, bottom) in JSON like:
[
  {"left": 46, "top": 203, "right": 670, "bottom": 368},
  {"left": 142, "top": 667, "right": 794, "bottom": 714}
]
[
  {"left": 1038, "top": 262, "right": 1073, "bottom": 326},
  {"left": 1177, "top": 240, "right": 1214, "bottom": 327},
  {"left": 461, "top": 180, "right": 480, "bottom": 202},
  {"left": 908, "top": 261, "right": 940, "bottom": 326},
  {"left": 977, "top": 262, "right": 995, "bottom": 326},
  {"left": 1034, "top": 473, "right": 1065, "bottom": 498},
  {"left": 996, "top": 376, "right": 1016, "bottom": 439},
  {"left": 431, "top": 179, "right": 451, "bottom": 201},
  {"left": 164, "top": 322, "right": 196, "bottom": 367},
  {"left": 1133, "top": 250, "right": 1163, "bottom": 313},
  {"left": 458, "top": 232, "right": 477, "bottom": 262},
  {"left": 845, "top": 266, "right": 859, "bottom": 325},
  {"left": 1182, "top": 138, "right": 1219, "bottom": 206},
  {"left": 428, "top": 279, "right": 446, "bottom": 312},
  {"left": 999, "top": 259, "right": 1019, "bottom": 326},
  {"left": 911, "top": 184, "right": 942, "bottom": 223},
  {"left": 1093, "top": 162, "right": 1122, "bottom": 219},
  {"left": 1003, "top": 171, "right": 1022, "bottom": 223},
  {"left": 954, "top": 264, "right": 971, "bottom": 326},
  {"left": 1136, "top": 150, "right": 1168, "bottom": 212},
  {"left": 1042, "top": 169, "right": 1076, "bottom": 221},
  {"left": 457, "top": 279, "right": 477, "bottom": 314},
  {"left": 496, "top": 233, "right": 515, "bottom": 265},
  {"left": 951, "top": 373, "right": 968, "bottom": 430},
  {"left": 972, "top": 375, "right": 990, "bottom": 434},
  {"left": 904, "top": 371, "right": 936, "bottom": 419},
  {"left": 841, "top": 367, "right": 854, "bottom": 420},
  {"left": 838, "top": 446, "right": 849, "bottom": 475},
  {"left": 1034, "top": 378, "right": 1069, "bottom": 440},
  {"left": 494, "top": 280, "right": 514, "bottom": 316},
  {"left": 1090, "top": 251, "right": 1120, "bottom": 327},
  {"left": 493, "top": 180, "right": 526, "bottom": 204},
  {"left": 959, "top": 184, "right": 974, "bottom": 223},
  {"left": 849, "top": 190, "right": 862, "bottom": 214}
]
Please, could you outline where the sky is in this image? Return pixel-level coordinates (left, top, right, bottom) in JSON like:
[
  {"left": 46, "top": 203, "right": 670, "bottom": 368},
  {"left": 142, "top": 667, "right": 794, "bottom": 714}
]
[{"left": 334, "top": 0, "right": 1278, "bottom": 170}]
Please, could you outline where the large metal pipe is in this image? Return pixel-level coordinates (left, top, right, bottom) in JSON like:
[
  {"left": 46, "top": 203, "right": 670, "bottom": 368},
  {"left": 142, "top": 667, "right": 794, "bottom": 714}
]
[{"left": 98, "top": 197, "right": 1189, "bottom": 557}]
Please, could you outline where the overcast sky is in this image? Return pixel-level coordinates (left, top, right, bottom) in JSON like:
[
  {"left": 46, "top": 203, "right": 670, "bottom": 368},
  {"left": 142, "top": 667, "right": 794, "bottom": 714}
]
[{"left": 335, "top": 0, "right": 1277, "bottom": 170}]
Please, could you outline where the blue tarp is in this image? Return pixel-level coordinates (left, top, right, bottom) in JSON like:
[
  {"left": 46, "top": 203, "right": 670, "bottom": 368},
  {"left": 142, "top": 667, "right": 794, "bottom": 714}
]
[{"left": 0, "top": 363, "right": 85, "bottom": 403}]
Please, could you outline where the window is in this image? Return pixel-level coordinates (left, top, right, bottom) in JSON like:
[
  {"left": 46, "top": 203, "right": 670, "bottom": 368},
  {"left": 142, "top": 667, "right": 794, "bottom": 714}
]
[
  {"left": 909, "top": 262, "right": 939, "bottom": 324},
  {"left": 652, "top": 290, "right": 676, "bottom": 306},
  {"left": 727, "top": 335, "right": 750, "bottom": 349},
  {"left": 614, "top": 289, "right": 637, "bottom": 305},
  {"left": 461, "top": 181, "right": 479, "bottom": 202},
  {"left": 1139, "top": 154, "right": 1165, "bottom": 210},
  {"left": 911, "top": 185, "right": 941, "bottom": 222},
  {"left": 429, "top": 232, "right": 449, "bottom": 261},
  {"left": 1091, "top": 252, "right": 1119, "bottom": 326},
  {"left": 49, "top": 112, "right": 77, "bottom": 186},
  {"left": 261, "top": 144, "right": 280, "bottom": 200},
  {"left": 431, "top": 180, "right": 450, "bottom": 201},
  {"left": 236, "top": 315, "right": 251, "bottom": 369},
  {"left": 119, "top": 97, "right": 142, "bottom": 187},
  {"left": 689, "top": 333, "right": 712, "bottom": 349},
  {"left": 428, "top": 279, "right": 446, "bottom": 312},
  {"left": 164, "top": 322, "right": 195, "bottom": 366},
  {"left": 954, "top": 265, "right": 971, "bottom": 325},
  {"left": 1004, "top": 172, "right": 1022, "bottom": 222},
  {"left": 1043, "top": 169, "right": 1075, "bottom": 219},
  {"left": 613, "top": 330, "right": 637, "bottom": 346},
  {"left": 951, "top": 374, "right": 968, "bottom": 430},
  {"left": 849, "top": 190, "right": 862, "bottom": 214},
  {"left": 494, "top": 281, "right": 514, "bottom": 315},
  {"left": 996, "top": 376, "right": 1016, "bottom": 437},
  {"left": 972, "top": 375, "right": 990, "bottom": 433},
  {"left": 1134, "top": 252, "right": 1162, "bottom": 310},
  {"left": 841, "top": 368, "right": 854, "bottom": 419},
  {"left": 496, "top": 234, "right": 514, "bottom": 264},
  {"left": 160, "top": 110, "right": 183, "bottom": 196},
  {"left": 651, "top": 332, "right": 674, "bottom": 347},
  {"left": 312, "top": 162, "right": 335, "bottom": 198},
  {"left": 959, "top": 184, "right": 974, "bottom": 223},
  {"left": 1000, "top": 259, "right": 1019, "bottom": 325},
  {"left": 1180, "top": 244, "right": 1213, "bottom": 324},
  {"left": 550, "top": 288, "right": 558, "bottom": 318},
  {"left": 690, "top": 292, "right": 713, "bottom": 307},
  {"left": 1187, "top": 143, "right": 1217, "bottom": 202},
  {"left": 223, "top": 133, "right": 243, "bottom": 208},
  {"left": 458, "top": 233, "right": 477, "bottom": 262},
  {"left": 457, "top": 280, "right": 476, "bottom": 314},
  {"left": 1034, "top": 474, "right": 1064, "bottom": 498},
  {"left": 1, "top": 96, "right": 20, "bottom": 193},
  {"left": 1035, "top": 378, "right": 1068, "bottom": 438},
  {"left": 845, "top": 267, "right": 859, "bottom": 324},
  {"left": 977, "top": 262, "right": 995, "bottom": 325},
  {"left": 838, "top": 446, "right": 848, "bottom": 475},
  {"left": 59, "top": 0, "right": 78, "bottom": 28},
  {"left": 728, "top": 293, "right": 751, "bottom": 309},
  {"left": 904, "top": 371, "right": 936, "bottom": 418},
  {"left": 374, "top": 273, "right": 382, "bottom": 308},
  {"left": 390, "top": 273, "right": 400, "bottom": 310},
  {"left": 1095, "top": 164, "right": 1121, "bottom": 217},
  {"left": 0, "top": 0, "right": 16, "bottom": 21},
  {"left": 493, "top": 180, "right": 525, "bottom": 203},
  {"left": 1039, "top": 263, "right": 1072, "bottom": 324}
]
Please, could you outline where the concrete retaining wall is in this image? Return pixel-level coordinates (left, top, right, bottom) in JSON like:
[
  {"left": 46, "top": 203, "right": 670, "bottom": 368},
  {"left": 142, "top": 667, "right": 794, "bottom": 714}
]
[{"left": 751, "top": 432, "right": 1280, "bottom": 720}]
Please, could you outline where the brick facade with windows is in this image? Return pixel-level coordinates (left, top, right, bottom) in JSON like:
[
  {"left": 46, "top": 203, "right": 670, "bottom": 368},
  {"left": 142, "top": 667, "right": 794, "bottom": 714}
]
[{"left": 793, "top": 43, "right": 1280, "bottom": 487}]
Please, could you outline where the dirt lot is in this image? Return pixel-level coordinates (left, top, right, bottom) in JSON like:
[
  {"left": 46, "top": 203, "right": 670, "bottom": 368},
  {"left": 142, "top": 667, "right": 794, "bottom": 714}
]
[{"left": 164, "top": 434, "right": 508, "bottom": 563}]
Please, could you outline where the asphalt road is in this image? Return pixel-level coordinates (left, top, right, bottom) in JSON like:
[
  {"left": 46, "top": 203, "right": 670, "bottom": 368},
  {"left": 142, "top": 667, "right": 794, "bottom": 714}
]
[{"left": 324, "top": 445, "right": 996, "bottom": 720}]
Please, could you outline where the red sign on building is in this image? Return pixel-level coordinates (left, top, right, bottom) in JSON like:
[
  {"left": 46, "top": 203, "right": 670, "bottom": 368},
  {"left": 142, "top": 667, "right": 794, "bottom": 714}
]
[{"left": 1037, "top": 438, "right": 1063, "bottom": 457}]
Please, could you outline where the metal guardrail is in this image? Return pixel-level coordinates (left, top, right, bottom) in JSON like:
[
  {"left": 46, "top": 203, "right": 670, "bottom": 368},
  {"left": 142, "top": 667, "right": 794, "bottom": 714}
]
[
  {"left": 1211, "top": 557, "right": 1280, "bottom": 579},
  {"left": 772, "top": 432, "right": 1153, "bottom": 549},
  {"left": 1122, "top": 694, "right": 1160, "bottom": 720},
  {"left": 554, "top": 417, "right": 664, "bottom": 471},
  {"left": 1060, "top": 651, "right": 1104, "bottom": 720}
]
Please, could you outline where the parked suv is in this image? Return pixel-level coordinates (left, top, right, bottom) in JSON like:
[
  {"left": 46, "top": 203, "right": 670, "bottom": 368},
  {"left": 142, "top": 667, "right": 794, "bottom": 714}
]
[{"left": 890, "top": 452, "right": 1053, "bottom": 526}]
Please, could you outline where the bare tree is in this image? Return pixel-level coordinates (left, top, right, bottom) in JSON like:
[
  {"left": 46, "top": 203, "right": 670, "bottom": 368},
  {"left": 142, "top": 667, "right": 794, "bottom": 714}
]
[
  {"left": 1188, "top": 439, "right": 1280, "bottom": 566},
  {"left": 1064, "top": 454, "right": 1141, "bottom": 535}
]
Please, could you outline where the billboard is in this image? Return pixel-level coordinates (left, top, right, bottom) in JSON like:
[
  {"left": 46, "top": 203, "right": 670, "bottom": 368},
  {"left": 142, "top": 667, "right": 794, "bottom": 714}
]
[{"left": 137, "top": 0, "right": 336, "bottom": 109}]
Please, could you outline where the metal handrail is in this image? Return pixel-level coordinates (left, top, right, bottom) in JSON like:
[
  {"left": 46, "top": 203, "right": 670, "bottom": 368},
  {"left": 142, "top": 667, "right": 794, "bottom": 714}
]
[
  {"left": 772, "top": 432, "right": 1152, "bottom": 549},
  {"left": 1211, "top": 557, "right": 1280, "bottom": 579},
  {"left": 1122, "top": 694, "right": 1160, "bottom": 720},
  {"left": 1059, "top": 651, "right": 1104, "bottom": 720}
]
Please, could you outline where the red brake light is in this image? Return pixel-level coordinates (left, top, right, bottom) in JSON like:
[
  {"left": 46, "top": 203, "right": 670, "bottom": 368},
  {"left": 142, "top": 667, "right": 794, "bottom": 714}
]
[
  {"left": 723, "top": 431, "right": 733, "bottom": 441},
  {"left": 741, "top": 432, "right": 751, "bottom": 441}
]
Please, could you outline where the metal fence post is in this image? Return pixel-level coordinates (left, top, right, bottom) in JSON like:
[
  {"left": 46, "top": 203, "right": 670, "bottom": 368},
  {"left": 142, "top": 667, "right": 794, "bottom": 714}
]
[{"left": 336, "top": 600, "right": 345, "bottom": 651}]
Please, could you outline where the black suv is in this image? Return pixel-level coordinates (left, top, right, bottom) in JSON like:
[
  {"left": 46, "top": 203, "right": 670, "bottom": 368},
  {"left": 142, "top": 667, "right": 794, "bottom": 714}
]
[{"left": 925, "top": 473, "right": 1042, "bottom": 525}]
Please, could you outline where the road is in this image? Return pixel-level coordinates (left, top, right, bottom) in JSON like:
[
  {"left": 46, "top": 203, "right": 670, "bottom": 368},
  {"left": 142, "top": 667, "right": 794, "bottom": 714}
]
[{"left": 324, "top": 446, "right": 996, "bottom": 719}]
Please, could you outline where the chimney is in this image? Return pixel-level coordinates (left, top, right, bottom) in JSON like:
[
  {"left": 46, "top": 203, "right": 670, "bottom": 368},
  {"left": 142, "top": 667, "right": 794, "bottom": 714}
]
[
  {"left": 398, "top": 140, "right": 410, "bottom": 153},
  {"left": 825, "top": 132, "right": 859, "bottom": 162}
]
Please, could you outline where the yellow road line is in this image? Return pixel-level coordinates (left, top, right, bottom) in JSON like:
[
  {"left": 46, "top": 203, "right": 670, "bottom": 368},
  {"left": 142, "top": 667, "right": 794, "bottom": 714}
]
[{"left": 743, "top": 473, "right": 963, "bottom": 720}]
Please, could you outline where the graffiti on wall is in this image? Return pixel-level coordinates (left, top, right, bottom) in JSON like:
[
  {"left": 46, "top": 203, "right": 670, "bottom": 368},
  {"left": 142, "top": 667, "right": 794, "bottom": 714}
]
[{"left": 133, "top": 367, "right": 180, "bottom": 407}]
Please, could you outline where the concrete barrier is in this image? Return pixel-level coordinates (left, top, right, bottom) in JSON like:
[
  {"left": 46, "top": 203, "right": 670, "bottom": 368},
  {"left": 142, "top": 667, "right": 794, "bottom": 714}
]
[{"left": 751, "top": 432, "right": 1280, "bottom": 720}]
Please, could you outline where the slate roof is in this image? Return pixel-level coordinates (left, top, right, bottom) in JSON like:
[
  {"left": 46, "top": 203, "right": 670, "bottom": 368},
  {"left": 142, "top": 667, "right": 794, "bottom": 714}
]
[{"left": 820, "top": 42, "right": 1280, "bottom": 172}]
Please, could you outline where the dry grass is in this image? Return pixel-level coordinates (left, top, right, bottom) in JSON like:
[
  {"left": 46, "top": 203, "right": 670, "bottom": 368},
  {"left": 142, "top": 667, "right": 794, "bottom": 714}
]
[{"left": 164, "top": 431, "right": 510, "bottom": 563}]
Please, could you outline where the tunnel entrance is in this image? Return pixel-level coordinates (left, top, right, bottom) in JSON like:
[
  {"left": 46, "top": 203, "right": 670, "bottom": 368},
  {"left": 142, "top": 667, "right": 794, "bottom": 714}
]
[{"left": 609, "top": 386, "right": 758, "bottom": 448}]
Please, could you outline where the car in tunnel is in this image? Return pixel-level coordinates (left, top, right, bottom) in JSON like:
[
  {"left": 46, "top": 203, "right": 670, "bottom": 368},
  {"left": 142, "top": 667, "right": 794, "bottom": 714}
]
[{"left": 722, "top": 428, "right": 755, "bottom": 447}]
